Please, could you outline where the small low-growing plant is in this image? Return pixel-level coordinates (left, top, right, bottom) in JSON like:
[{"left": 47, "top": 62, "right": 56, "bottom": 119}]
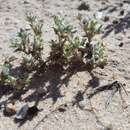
[
  {"left": 0, "top": 58, "right": 30, "bottom": 90},
  {"left": 11, "top": 14, "right": 44, "bottom": 71},
  {"left": 0, "top": 14, "right": 108, "bottom": 90},
  {"left": 0, "top": 14, "right": 44, "bottom": 90},
  {"left": 77, "top": 14, "right": 107, "bottom": 69},
  {"left": 49, "top": 16, "right": 79, "bottom": 66},
  {"left": 49, "top": 15, "right": 107, "bottom": 69},
  {"left": 0, "top": 59, "right": 16, "bottom": 87}
]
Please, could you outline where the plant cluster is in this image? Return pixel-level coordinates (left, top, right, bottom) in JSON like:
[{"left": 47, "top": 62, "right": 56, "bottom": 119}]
[
  {"left": 11, "top": 14, "right": 44, "bottom": 71},
  {"left": 77, "top": 14, "right": 107, "bottom": 69},
  {"left": 50, "top": 15, "right": 107, "bottom": 69},
  {"left": 0, "top": 14, "right": 107, "bottom": 90},
  {"left": 0, "top": 58, "right": 30, "bottom": 89},
  {"left": 49, "top": 16, "right": 77, "bottom": 65}
]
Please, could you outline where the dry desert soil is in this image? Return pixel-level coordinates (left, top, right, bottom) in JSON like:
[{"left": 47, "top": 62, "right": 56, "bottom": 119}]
[{"left": 0, "top": 0, "right": 130, "bottom": 130}]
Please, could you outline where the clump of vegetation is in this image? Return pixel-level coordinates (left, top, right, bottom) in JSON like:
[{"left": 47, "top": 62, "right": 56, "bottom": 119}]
[
  {"left": 0, "top": 14, "right": 107, "bottom": 90},
  {"left": 0, "top": 59, "right": 16, "bottom": 87},
  {"left": 11, "top": 14, "right": 44, "bottom": 71},
  {"left": 49, "top": 15, "right": 107, "bottom": 69},
  {"left": 0, "top": 58, "right": 30, "bottom": 89},
  {"left": 49, "top": 16, "right": 80, "bottom": 66},
  {"left": 77, "top": 14, "right": 107, "bottom": 69},
  {"left": 0, "top": 14, "right": 45, "bottom": 90}
]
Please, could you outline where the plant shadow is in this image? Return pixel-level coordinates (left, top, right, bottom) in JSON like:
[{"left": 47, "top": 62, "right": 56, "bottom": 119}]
[
  {"left": 103, "top": 11, "right": 130, "bottom": 37},
  {"left": 0, "top": 62, "right": 100, "bottom": 127}
]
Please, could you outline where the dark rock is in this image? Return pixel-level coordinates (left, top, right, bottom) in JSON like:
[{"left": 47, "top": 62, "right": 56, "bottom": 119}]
[
  {"left": 15, "top": 104, "right": 29, "bottom": 120},
  {"left": 58, "top": 107, "right": 66, "bottom": 112},
  {"left": 0, "top": 101, "right": 6, "bottom": 109},
  {"left": 101, "top": 2, "right": 106, "bottom": 5},
  {"left": 116, "top": 36, "right": 123, "bottom": 41},
  {"left": 3, "top": 108, "right": 16, "bottom": 116},
  {"left": 100, "top": 125, "right": 113, "bottom": 130},
  {"left": 3, "top": 103, "right": 16, "bottom": 117},
  {"left": 112, "top": 20, "right": 119, "bottom": 24},
  {"left": 78, "top": 2, "right": 90, "bottom": 11},
  {"left": 123, "top": 0, "right": 130, "bottom": 4},
  {"left": 27, "top": 106, "right": 39, "bottom": 116},
  {"left": 120, "top": 10, "right": 124, "bottom": 16},
  {"left": 119, "top": 42, "right": 124, "bottom": 47},
  {"left": 23, "top": 0, "right": 29, "bottom": 4},
  {"left": 103, "top": 16, "right": 109, "bottom": 22},
  {"left": 75, "top": 91, "right": 84, "bottom": 102},
  {"left": 99, "top": 6, "right": 109, "bottom": 11},
  {"left": 119, "top": 3, "right": 123, "bottom": 7},
  {"left": 108, "top": 6, "right": 117, "bottom": 13}
]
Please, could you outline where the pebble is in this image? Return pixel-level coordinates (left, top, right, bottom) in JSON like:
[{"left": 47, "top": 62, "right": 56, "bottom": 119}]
[
  {"left": 58, "top": 107, "right": 66, "bottom": 112},
  {"left": 120, "top": 10, "right": 124, "bottom": 16},
  {"left": 116, "top": 35, "right": 123, "bottom": 41},
  {"left": 108, "top": 6, "right": 117, "bottom": 13},
  {"left": 15, "top": 104, "right": 29, "bottom": 120},
  {"left": 103, "top": 16, "right": 109, "bottom": 22},
  {"left": 23, "top": 0, "right": 29, "bottom": 4},
  {"left": 3, "top": 103, "right": 16, "bottom": 116},
  {"left": 101, "top": 2, "right": 106, "bottom": 5},
  {"left": 123, "top": 0, "right": 130, "bottom": 4},
  {"left": 77, "top": 2, "right": 90, "bottom": 11},
  {"left": 119, "top": 42, "right": 124, "bottom": 47},
  {"left": 119, "top": 3, "right": 124, "bottom": 7},
  {"left": 112, "top": 20, "right": 119, "bottom": 24}
]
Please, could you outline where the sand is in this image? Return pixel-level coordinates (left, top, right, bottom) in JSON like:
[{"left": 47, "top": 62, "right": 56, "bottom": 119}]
[{"left": 0, "top": 0, "right": 130, "bottom": 130}]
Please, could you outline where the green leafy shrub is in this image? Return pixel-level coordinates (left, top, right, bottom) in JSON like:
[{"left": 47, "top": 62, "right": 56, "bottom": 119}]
[
  {"left": 0, "top": 14, "right": 45, "bottom": 89},
  {"left": 0, "top": 14, "right": 107, "bottom": 90},
  {"left": 49, "top": 16, "right": 78, "bottom": 65},
  {"left": 77, "top": 14, "right": 107, "bottom": 69},
  {"left": 0, "top": 58, "right": 30, "bottom": 89},
  {"left": 92, "top": 42, "right": 107, "bottom": 68},
  {"left": 11, "top": 14, "right": 44, "bottom": 71},
  {"left": 49, "top": 15, "right": 107, "bottom": 69},
  {"left": 0, "top": 60, "right": 16, "bottom": 87}
]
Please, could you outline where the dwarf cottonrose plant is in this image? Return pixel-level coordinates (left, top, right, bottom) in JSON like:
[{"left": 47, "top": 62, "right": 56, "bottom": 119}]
[
  {"left": 0, "top": 58, "right": 30, "bottom": 89},
  {"left": 11, "top": 14, "right": 44, "bottom": 71},
  {"left": 77, "top": 14, "right": 107, "bottom": 69},
  {"left": 0, "top": 14, "right": 107, "bottom": 90},
  {"left": 49, "top": 16, "right": 78, "bottom": 65}
]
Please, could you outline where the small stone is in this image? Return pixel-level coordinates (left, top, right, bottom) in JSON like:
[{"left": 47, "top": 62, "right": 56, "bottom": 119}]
[
  {"left": 27, "top": 105, "right": 39, "bottom": 116},
  {"left": 116, "top": 35, "right": 123, "bottom": 41},
  {"left": 119, "top": 42, "right": 124, "bottom": 47},
  {"left": 0, "top": 101, "right": 6, "bottom": 109},
  {"left": 58, "top": 107, "right": 66, "bottom": 112},
  {"left": 103, "top": 16, "right": 109, "bottom": 22},
  {"left": 3, "top": 103, "right": 16, "bottom": 116},
  {"left": 108, "top": 6, "right": 117, "bottom": 13},
  {"left": 7, "top": 6, "right": 11, "bottom": 9},
  {"left": 15, "top": 104, "right": 29, "bottom": 120},
  {"left": 123, "top": 0, "right": 130, "bottom": 4},
  {"left": 23, "top": 0, "right": 29, "bottom": 4},
  {"left": 119, "top": 3, "right": 123, "bottom": 7},
  {"left": 112, "top": 20, "right": 119, "bottom": 24},
  {"left": 101, "top": 2, "right": 106, "bottom": 5},
  {"left": 100, "top": 124, "right": 113, "bottom": 130},
  {"left": 119, "top": 18, "right": 124, "bottom": 21},
  {"left": 78, "top": 2, "right": 90, "bottom": 11},
  {"left": 120, "top": 10, "right": 124, "bottom": 16},
  {"left": 75, "top": 91, "right": 84, "bottom": 102}
]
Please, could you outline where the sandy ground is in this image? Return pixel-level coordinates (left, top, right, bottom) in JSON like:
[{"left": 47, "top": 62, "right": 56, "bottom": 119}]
[{"left": 0, "top": 0, "right": 130, "bottom": 130}]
